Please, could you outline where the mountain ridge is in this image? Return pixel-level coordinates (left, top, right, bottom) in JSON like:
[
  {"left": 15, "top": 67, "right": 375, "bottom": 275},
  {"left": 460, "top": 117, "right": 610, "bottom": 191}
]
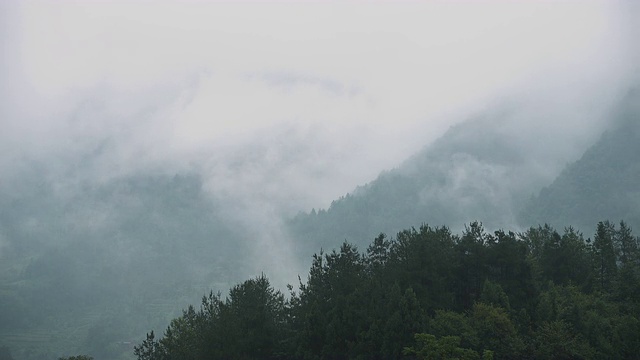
[
  {"left": 287, "top": 93, "right": 639, "bottom": 253},
  {"left": 519, "top": 89, "right": 640, "bottom": 234}
]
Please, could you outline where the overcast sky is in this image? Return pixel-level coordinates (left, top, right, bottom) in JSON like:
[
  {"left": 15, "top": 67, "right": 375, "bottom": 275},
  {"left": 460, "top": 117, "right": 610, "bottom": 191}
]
[{"left": 1, "top": 0, "right": 637, "bottom": 212}]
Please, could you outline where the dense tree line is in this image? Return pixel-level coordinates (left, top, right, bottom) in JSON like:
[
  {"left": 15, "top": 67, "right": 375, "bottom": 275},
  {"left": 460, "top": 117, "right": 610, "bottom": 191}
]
[{"left": 136, "top": 220, "right": 640, "bottom": 359}]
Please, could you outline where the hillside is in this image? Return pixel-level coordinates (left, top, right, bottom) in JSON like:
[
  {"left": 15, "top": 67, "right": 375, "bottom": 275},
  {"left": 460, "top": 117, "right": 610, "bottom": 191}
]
[
  {"left": 287, "top": 107, "right": 570, "bottom": 254},
  {"left": 520, "top": 89, "right": 640, "bottom": 233},
  {"left": 0, "top": 170, "right": 248, "bottom": 359},
  {"left": 287, "top": 91, "right": 640, "bottom": 254}
]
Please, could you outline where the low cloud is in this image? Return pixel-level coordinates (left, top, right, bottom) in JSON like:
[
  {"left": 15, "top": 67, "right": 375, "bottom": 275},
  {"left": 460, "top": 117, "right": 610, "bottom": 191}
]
[{"left": 1, "top": 1, "right": 637, "bottom": 286}]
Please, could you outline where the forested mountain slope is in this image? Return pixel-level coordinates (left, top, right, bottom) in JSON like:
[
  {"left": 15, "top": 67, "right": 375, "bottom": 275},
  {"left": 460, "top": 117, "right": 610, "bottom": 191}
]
[
  {"left": 288, "top": 92, "right": 639, "bottom": 255},
  {"left": 0, "top": 170, "right": 248, "bottom": 359},
  {"left": 520, "top": 90, "right": 640, "bottom": 233},
  {"left": 287, "top": 108, "right": 575, "bottom": 254}
]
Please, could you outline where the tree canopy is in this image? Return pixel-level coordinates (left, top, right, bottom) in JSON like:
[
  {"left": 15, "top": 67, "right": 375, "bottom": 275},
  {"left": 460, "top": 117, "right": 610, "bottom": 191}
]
[{"left": 136, "top": 220, "right": 640, "bottom": 359}]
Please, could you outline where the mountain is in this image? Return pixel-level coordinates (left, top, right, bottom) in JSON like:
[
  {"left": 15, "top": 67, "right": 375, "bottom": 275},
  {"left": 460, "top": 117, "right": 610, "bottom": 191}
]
[
  {"left": 0, "top": 169, "right": 249, "bottom": 360},
  {"left": 286, "top": 94, "right": 639, "bottom": 253},
  {"left": 287, "top": 108, "right": 559, "bottom": 254},
  {"left": 0, "top": 122, "right": 338, "bottom": 359},
  {"left": 520, "top": 89, "right": 640, "bottom": 234}
]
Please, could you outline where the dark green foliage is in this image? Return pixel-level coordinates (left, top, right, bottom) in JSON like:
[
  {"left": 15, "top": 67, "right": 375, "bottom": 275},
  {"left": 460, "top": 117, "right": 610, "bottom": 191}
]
[
  {"left": 403, "top": 333, "right": 480, "bottom": 360},
  {"left": 484, "top": 230, "right": 535, "bottom": 312},
  {"left": 133, "top": 331, "right": 161, "bottom": 360},
  {"left": 386, "top": 225, "right": 457, "bottom": 312},
  {"left": 593, "top": 221, "right": 618, "bottom": 293},
  {"left": 480, "top": 280, "right": 510, "bottom": 311},
  {"left": 223, "top": 276, "right": 288, "bottom": 358},
  {"left": 614, "top": 221, "right": 638, "bottom": 266},
  {"left": 469, "top": 303, "right": 524, "bottom": 359},
  {"left": 134, "top": 275, "right": 287, "bottom": 360},
  {"left": 535, "top": 284, "right": 621, "bottom": 359},
  {"left": 136, "top": 221, "right": 640, "bottom": 360},
  {"left": 58, "top": 356, "right": 93, "bottom": 360},
  {"left": 454, "top": 222, "right": 490, "bottom": 310},
  {"left": 522, "top": 225, "right": 593, "bottom": 291},
  {"left": 532, "top": 321, "right": 594, "bottom": 360},
  {"left": 429, "top": 310, "right": 479, "bottom": 351}
]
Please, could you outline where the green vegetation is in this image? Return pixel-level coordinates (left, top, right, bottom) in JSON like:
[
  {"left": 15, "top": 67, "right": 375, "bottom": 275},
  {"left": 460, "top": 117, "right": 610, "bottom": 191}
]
[{"left": 136, "top": 220, "right": 640, "bottom": 359}]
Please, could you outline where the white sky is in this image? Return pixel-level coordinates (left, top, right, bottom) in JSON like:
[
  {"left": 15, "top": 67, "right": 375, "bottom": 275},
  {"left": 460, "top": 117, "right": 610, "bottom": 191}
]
[{"left": 1, "top": 0, "right": 635, "bottom": 210}]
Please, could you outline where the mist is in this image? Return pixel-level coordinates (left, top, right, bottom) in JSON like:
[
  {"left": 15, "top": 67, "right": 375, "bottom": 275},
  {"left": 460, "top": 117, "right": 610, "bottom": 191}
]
[{"left": 1, "top": 0, "right": 638, "bottom": 299}]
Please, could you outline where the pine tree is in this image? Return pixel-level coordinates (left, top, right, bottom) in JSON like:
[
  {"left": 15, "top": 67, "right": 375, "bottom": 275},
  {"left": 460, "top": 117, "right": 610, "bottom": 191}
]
[
  {"left": 592, "top": 221, "right": 617, "bottom": 293},
  {"left": 615, "top": 221, "right": 639, "bottom": 266},
  {"left": 134, "top": 331, "right": 162, "bottom": 360}
]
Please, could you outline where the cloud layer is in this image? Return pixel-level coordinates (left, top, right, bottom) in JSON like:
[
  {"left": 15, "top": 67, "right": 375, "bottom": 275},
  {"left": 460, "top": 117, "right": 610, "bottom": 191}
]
[{"left": 1, "top": 0, "right": 637, "bottom": 285}]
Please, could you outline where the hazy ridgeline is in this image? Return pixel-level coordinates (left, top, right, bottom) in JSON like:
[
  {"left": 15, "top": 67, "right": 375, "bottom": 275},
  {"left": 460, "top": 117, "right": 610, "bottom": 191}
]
[{"left": 288, "top": 90, "right": 640, "bottom": 257}]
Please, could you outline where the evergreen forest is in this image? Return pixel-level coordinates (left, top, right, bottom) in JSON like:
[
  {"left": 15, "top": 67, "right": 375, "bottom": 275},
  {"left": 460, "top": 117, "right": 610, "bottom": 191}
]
[{"left": 132, "top": 220, "right": 640, "bottom": 360}]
